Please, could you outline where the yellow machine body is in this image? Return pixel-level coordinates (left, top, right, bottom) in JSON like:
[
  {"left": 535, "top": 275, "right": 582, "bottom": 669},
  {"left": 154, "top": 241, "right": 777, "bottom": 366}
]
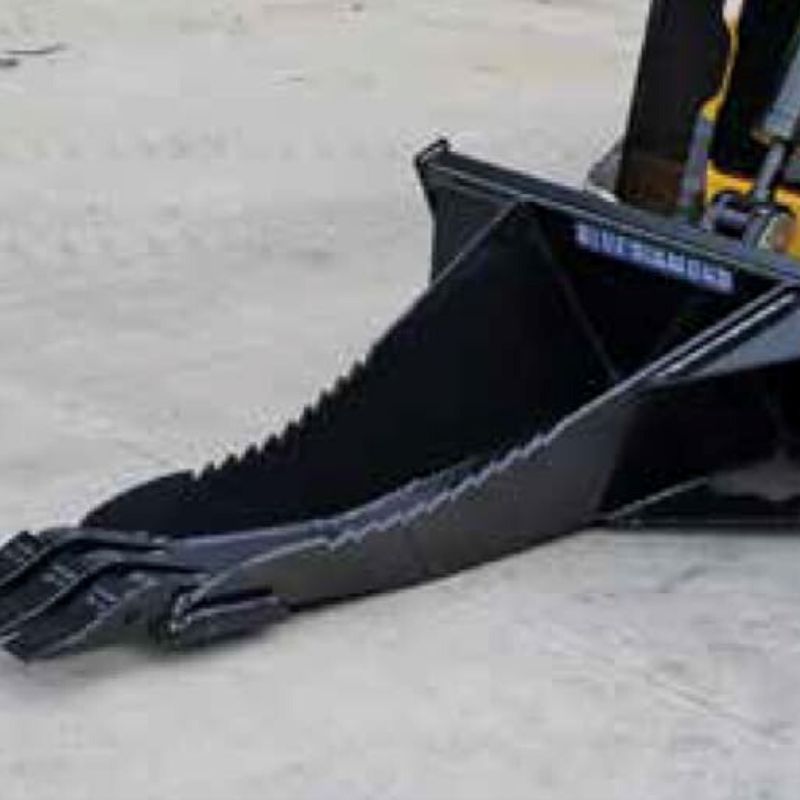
[
  {"left": 705, "top": 165, "right": 800, "bottom": 257},
  {"left": 700, "top": 0, "right": 800, "bottom": 258}
]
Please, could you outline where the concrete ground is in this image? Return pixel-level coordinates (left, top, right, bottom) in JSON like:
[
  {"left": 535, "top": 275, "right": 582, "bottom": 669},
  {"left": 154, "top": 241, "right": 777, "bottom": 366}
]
[{"left": 1, "top": 1, "right": 799, "bottom": 798}]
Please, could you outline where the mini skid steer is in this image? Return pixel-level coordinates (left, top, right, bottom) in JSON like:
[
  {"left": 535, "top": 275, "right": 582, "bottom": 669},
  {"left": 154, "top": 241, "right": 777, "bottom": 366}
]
[{"left": 2, "top": 0, "right": 800, "bottom": 661}]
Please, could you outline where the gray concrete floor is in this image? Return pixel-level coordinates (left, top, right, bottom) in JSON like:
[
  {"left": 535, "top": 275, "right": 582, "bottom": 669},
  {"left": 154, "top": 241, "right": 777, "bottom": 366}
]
[{"left": 1, "top": 1, "right": 799, "bottom": 798}]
